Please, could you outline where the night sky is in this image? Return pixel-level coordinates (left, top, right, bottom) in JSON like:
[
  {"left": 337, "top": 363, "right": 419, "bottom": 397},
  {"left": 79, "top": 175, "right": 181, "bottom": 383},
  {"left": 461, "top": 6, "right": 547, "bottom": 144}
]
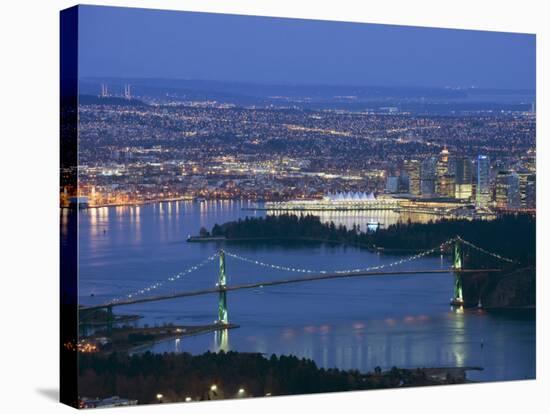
[{"left": 77, "top": 5, "right": 535, "bottom": 90}]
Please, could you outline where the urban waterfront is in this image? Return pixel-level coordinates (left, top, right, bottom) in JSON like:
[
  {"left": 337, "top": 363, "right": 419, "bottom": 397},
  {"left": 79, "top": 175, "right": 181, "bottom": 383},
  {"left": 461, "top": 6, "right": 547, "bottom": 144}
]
[
  {"left": 76, "top": 200, "right": 535, "bottom": 382},
  {"left": 59, "top": 6, "right": 537, "bottom": 408}
]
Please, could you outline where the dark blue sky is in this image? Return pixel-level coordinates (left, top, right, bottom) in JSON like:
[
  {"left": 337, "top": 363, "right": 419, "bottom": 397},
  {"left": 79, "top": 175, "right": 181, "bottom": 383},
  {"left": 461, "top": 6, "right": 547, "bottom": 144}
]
[{"left": 77, "top": 5, "right": 536, "bottom": 90}]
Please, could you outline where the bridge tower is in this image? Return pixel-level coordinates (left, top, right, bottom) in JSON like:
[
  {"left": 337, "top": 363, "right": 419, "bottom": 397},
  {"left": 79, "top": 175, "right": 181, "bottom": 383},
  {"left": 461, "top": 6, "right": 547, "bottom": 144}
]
[
  {"left": 217, "top": 250, "right": 228, "bottom": 324},
  {"left": 451, "top": 239, "right": 464, "bottom": 306}
]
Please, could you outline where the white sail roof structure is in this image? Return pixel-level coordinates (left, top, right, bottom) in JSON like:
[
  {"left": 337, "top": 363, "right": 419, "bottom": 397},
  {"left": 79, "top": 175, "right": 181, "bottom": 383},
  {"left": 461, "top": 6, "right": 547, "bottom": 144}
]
[{"left": 323, "top": 191, "right": 376, "bottom": 202}]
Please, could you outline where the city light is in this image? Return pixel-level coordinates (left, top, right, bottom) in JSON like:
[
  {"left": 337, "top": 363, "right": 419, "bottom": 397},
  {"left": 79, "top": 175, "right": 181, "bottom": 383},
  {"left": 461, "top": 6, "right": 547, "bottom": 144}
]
[
  {"left": 65, "top": 8, "right": 537, "bottom": 410},
  {"left": 73, "top": 99, "right": 535, "bottom": 212}
]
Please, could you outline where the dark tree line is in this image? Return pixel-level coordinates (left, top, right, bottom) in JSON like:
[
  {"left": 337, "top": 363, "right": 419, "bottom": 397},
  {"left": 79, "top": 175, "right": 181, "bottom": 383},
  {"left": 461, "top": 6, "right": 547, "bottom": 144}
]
[
  {"left": 78, "top": 351, "right": 459, "bottom": 404},
  {"left": 210, "top": 213, "right": 535, "bottom": 265}
]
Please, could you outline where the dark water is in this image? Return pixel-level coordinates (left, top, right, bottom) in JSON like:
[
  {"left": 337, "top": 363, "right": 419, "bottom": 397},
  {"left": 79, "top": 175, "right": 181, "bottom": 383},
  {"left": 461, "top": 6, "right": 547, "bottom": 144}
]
[{"left": 75, "top": 200, "right": 535, "bottom": 382}]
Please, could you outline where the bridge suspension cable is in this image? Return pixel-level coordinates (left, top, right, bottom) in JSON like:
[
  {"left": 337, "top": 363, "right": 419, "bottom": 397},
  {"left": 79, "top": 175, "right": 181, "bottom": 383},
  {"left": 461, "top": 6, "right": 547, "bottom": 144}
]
[
  {"left": 108, "top": 235, "right": 514, "bottom": 306},
  {"left": 224, "top": 239, "right": 455, "bottom": 275},
  {"left": 111, "top": 253, "right": 218, "bottom": 304},
  {"left": 455, "top": 236, "right": 518, "bottom": 264}
]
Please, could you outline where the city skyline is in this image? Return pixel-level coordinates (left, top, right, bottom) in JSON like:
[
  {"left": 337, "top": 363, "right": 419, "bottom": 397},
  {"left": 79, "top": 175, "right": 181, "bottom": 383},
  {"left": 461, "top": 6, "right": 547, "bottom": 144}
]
[{"left": 61, "top": 5, "right": 536, "bottom": 409}]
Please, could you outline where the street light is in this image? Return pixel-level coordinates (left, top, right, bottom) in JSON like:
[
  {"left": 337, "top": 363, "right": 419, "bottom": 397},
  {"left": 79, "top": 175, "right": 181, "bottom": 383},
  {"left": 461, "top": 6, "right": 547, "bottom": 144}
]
[
  {"left": 210, "top": 385, "right": 217, "bottom": 392},
  {"left": 238, "top": 388, "right": 245, "bottom": 395},
  {"left": 156, "top": 393, "right": 163, "bottom": 403},
  {"left": 185, "top": 397, "right": 192, "bottom": 402}
]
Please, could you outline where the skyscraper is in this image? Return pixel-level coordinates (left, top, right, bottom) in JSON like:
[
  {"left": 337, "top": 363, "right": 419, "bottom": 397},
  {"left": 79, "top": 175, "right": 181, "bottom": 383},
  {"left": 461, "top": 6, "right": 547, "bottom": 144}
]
[
  {"left": 385, "top": 176, "right": 399, "bottom": 193},
  {"left": 509, "top": 173, "right": 521, "bottom": 209},
  {"left": 454, "top": 157, "right": 473, "bottom": 200},
  {"left": 525, "top": 174, "right": 536, "bottom": 209},
  {"left": 403, "top": 159, "right": 421, "bottom": 195},
  {"left": 524, "top": 148, "right": 536, "bottom": 172},
  {"left": 495, "top": 170, "right": 520, "bottom": 209},
  {"left": 476, "top": 155, "right": 491, "bottom": 207},
  {"left": 517, "top": 169, "right": 532, "bottom": 207},
  {"left": 436, "top": 146, "right": 454, "bottom": 197},
  {"left": 421, "top": 157, "right": 437, "bottom": 196}
]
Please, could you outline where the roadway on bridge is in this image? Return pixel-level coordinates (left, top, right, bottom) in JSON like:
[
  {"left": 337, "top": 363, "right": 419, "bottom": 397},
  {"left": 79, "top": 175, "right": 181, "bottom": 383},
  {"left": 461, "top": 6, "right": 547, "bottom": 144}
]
[{"left": 80, "top": 267, "right": 500, "bottom": 311}]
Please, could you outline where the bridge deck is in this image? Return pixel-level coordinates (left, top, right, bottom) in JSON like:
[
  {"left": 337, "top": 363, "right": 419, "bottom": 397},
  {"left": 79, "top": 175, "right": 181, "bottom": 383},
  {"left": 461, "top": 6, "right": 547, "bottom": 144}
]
[{"left": 80, "top": 268, "right": 500, "bottom": 311}]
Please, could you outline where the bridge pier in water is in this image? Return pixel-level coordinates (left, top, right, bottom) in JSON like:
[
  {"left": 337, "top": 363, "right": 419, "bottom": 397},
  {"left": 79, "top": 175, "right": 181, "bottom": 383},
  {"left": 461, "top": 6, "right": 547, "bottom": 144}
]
[
  {"left": 451, "top": 239, "right": 464, "bottom": 307},
  {"left": 217, "top": 250, "right": 228, "bottom": 325}
]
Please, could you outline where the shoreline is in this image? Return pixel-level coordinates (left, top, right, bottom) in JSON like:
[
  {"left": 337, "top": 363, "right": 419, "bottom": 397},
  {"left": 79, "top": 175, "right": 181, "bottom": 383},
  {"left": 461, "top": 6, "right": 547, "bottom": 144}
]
[
  {"left": 187, "top": 235, "right": 437, "bottom": 253},
  {"left": 61, "top": 196, "right": 196, "bottom": 209},
  {"left": 85, "top": 323, "right": 239, "bottom": 355}
]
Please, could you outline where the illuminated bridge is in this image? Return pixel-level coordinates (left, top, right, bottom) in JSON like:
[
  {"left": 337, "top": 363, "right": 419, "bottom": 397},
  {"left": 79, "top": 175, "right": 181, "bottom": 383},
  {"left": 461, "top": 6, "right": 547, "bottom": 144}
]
[{"left": 79, "top": 236, "right": 517, "bottom": 330}]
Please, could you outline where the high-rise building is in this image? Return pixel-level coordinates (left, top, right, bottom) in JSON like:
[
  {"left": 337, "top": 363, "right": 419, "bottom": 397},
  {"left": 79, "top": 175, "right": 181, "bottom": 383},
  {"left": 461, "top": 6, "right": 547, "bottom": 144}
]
[
  {"left": 517, "top": 169, "right": 532, "bottom": 207},
  {"left": 398, "top": 175, "right": 410, "bottom": 193},
  {"left": 509, "top": 173, "right": 521, "bottom": 209},
  {"left": 495, "top": 171, "right": 521, "bottom": 209},
  {"left": 476, "top": 155, "right": 491, "bottom": 207},
  {"left": 439, "top": 174, "right": 455, "bottom": 198},
  {"left": 524, "top": 148, "right": 536, "bottom": 173},
  {"left": 525, "top": 174, "right": 536, "bottom": 209},
  {"left": 421, "top": 157, "right": 437, "bottom": 196},
  {"left": 454, "top": 157, "right": 473, "bottom": 200},
  {"left": 403, "top": 159, "right": 421, "bottom": 195},
  {"left": 436, "top": 146, "right": 454, "bottom": 197},
  {"left": 436, "top": 146, "right": 449, "bottom": 175},
  {"left": 385, "top": 176, "right": 399, "bottom": 193}
]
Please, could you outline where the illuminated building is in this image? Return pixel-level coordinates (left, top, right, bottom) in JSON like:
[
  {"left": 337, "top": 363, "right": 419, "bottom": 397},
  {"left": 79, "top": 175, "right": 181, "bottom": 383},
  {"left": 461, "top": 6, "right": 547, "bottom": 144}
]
[
  {"left": 421, "top": 157, "right": 437, "bottom": 196},
  {"left": 525, "top": 174, "right": 536, "bottom": 209},
  {"left": 265, "top": 192, "right": 399, "bottom": 211},
  {"left": 517, "top": 169, "right": 532, "bottom": 208},
  {"left": 403, "top": 159, "right": 421, "bottom": 195},
  {"left": 495, "top": 171, "right": 521, "bottom": 209},
  {"left": 436, "top": 146, "right": 454, "bottom": 197},
  {"left": 523, "top": 148, "right": 536, "bottom": 172},
  {"left": 476, "top": 155, "right": 491, "bottom": 207},
  {"left": 386, "top": 176, "right": 399, "bottom": 193},
  {"left": 438, "top": 174, "right": 455, "bottom": 198},
  {"left": 454, "top": 157, "right": 473, "bottom": 200}
]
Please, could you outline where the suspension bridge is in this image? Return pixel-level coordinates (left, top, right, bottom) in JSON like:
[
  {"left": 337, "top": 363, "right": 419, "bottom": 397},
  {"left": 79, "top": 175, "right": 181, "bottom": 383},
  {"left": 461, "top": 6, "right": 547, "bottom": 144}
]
[{"left": 79, "top": 236, "right": 516, "bottom": 330}]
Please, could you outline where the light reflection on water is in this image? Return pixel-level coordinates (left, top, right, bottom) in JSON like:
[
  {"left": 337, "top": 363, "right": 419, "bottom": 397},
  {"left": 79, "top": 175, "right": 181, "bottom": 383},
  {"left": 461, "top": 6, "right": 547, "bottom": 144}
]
[
  {"left": 268, "top": 208, "right": 438, "bottom": 231},
  {"left": 76, "top": 200, "right": 535, "bottom": 382}
]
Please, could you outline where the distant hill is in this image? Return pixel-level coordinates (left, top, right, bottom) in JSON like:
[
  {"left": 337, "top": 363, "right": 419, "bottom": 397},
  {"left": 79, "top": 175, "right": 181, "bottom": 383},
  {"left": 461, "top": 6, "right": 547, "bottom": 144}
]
[
  {"left": 79, "top": 78, "right": 471, "bottom": 102},
  {"left": 78, "top": 94, "right": 147, "bottom": 107},
  {"left": 78, "top": 78, "right": 535, "bottom": 114}
]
